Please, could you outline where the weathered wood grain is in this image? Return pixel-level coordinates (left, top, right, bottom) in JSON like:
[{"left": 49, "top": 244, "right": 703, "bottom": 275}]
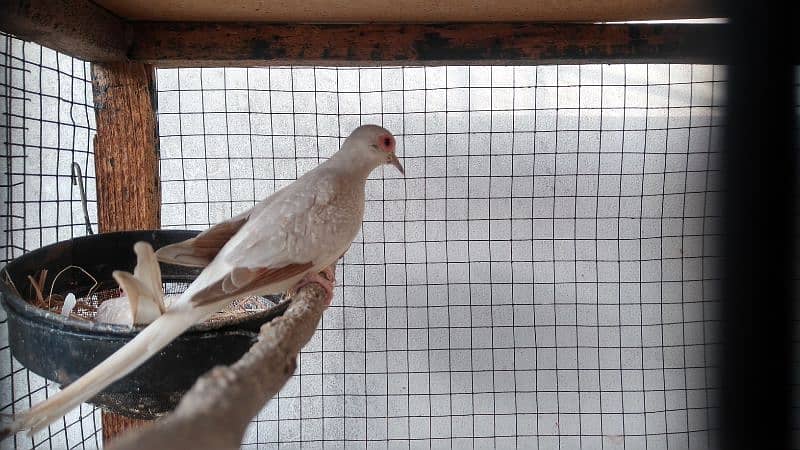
[
  {"left": 91, "top": 61, "right": 161, "bottom": 443},
  {"left": 94, "top": 0, "right": 725, "bottom": 23},
  {"left": 92, "top": 63, "right": 160, "bottom": 235},
  {"left": 0, "top": 0, "right": 130, "bottom": 61},
  {"left": 130, "top": 22, "right": 727, "bottom": 67}
]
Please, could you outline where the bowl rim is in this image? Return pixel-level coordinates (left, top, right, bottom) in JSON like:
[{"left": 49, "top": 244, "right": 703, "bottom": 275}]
[{"left": 0, "top": 230, "right": 288, "bottom": 338}]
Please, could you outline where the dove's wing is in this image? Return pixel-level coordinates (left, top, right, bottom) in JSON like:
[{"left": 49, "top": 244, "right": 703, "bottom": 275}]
[
  {"left": 111, "top": 271, "right": 146, "bottom": 322},
  {"left": 186, "top": 169, "right": 364, "bottom": 307},
  {"left": 155, "top": 209, "right": 253, "bottom": 267},
  {"left": 132, "top": 242, "right": 166, "bottom": 313}
]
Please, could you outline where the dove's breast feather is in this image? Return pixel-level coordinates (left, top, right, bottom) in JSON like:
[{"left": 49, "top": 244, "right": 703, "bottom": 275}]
[
  {"left": 223, "top": 168, "right": 366, "bottom": 271},
  {"left": 179, "top": 168, "right": 367, "bottom": 306}
]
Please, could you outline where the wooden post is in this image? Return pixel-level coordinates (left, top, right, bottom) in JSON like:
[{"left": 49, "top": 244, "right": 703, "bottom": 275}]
[
  {"left": 92, "top": 62, "right": 160, "bottom": 233},
  {"left": 101, "top": 414, "right": 152, "bottom": 444},
  {"left": 92, "top": 61, "right": 160, "bottom": 442}
]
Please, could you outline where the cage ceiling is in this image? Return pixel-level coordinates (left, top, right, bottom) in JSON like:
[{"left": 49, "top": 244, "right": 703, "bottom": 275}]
[
  {"left": 92, "top": 0, "right": 723, "bottom": 22},
  {"left": 0, "top": 0, "right": 727, "bottom": 68}
]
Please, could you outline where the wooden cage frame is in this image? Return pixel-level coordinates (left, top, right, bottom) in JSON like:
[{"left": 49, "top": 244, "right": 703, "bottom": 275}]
[{"left": 1, "top": 1, "right": 790, "bottom": 449}]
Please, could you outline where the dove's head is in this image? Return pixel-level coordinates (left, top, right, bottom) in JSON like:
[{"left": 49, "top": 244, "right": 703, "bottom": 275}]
[{"left": 343, "top": 125, "right": 405, "bottom": 175}]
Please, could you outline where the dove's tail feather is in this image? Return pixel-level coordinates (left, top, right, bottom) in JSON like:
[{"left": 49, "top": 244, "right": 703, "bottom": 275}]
[{"left": 0, "top": 302, "right": 209, "bottom": 439}]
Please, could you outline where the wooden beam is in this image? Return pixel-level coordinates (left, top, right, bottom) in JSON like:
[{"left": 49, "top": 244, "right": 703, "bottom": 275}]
[
  {"left": 93, "top": 0, "right": 725, "bottom": 23},
  {"left": 0, "top": 0, "right": 130, "bottom": 62},
  {"left": 91, "top": 61, "right": 160, "bottom": 442},
  {"left": 130, "top": 22, "right": 727, "bottom": 67},
  {"left": 92, "top": 61, "right": 160, "bottom": 233},
  {"left": 0, "top": 9, "right": 728, "bottom": 67}
]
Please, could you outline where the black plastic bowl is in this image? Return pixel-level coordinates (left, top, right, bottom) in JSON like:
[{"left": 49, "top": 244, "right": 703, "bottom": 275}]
[{"left": 0, "top": 230, "right": 288, "bottom": 419}]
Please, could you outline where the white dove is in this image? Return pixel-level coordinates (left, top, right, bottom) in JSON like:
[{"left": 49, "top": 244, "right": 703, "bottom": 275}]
[
  {"left": 95, "top": 242, "right": 172, "bottom": 326},
  {"left": 1, "top": 124, "right": 404, "bottom": 438}
]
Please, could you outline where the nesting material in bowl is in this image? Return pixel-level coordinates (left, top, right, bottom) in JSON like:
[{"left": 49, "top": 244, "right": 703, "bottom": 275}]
[
  {"left": 0, "top": 230, "right": 289, "bottom": 419},
  {"left": 22, "top": 274, "right": 274, "bottom": 327}
]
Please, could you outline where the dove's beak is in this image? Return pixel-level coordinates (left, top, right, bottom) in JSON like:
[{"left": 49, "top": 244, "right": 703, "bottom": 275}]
[{"left": 388, "top": 154, "right": 405, "bottom": 175}]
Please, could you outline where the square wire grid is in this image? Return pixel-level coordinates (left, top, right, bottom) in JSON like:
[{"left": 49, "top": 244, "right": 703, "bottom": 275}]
[
  {"left": 156, "top": 64, "right": 725, "bottom": 449},
  {"left": 1, "top": 33, "right": 101, "bottom": 450}
]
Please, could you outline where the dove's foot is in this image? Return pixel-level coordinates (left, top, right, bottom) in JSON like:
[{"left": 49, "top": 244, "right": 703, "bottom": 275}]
[
  {"left": 320, "top": 265, "right": 336, "bottom": 284},
  {"left": 293, "top": 267, "right": 336, "bottom": 306}
]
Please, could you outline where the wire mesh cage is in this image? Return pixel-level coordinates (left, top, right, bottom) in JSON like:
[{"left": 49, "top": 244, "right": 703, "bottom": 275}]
[
  {"left": 1, "top": 32, "right": 103, "bottom": 449},
  {"left": 155, "top": 64, "right": 724, "bottom": 449},
  {"left": 2, "top": 34, "right": 727, "bottom": 449}
]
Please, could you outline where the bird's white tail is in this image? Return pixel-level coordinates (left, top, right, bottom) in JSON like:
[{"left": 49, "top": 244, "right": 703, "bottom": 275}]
[{"left": 1, "top": 303, "right": 209, "bottom": 438}]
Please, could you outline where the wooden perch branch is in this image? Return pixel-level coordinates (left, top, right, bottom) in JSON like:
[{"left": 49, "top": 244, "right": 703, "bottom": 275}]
[{"left": 107, "top": 282, "right": 329, "bottom": 450}]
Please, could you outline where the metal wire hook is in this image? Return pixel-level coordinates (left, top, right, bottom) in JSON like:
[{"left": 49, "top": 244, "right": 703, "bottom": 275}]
[{"left": 71, "top": 162, "right": 93, "bottom": 235}]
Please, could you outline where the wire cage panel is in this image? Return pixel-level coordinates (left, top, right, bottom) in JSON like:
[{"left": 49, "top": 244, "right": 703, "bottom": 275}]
[
  {"left": 156, "top": 64, "right": 724, "bottom": 449},
  {"left": 1, "top": 34, "right": 101, "bottom": 449}
]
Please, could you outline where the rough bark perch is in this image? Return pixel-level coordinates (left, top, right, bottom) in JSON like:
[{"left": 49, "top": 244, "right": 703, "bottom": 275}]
[{"left": 106, "top": 281, "right": 329, "bottom": 450}]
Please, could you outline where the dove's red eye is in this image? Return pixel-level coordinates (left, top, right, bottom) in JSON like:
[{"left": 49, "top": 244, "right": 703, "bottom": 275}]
[{"left": 379, "top": 135, "right": 394, "bottom": 152}]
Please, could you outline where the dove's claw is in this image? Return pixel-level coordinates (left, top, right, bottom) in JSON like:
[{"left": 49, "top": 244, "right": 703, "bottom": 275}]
[
  {"left": 320, "top": 265, "right": 336, "bottom": 284},
  {"left": 292, "top": 269, "right": 336, "bottom": 306}
]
